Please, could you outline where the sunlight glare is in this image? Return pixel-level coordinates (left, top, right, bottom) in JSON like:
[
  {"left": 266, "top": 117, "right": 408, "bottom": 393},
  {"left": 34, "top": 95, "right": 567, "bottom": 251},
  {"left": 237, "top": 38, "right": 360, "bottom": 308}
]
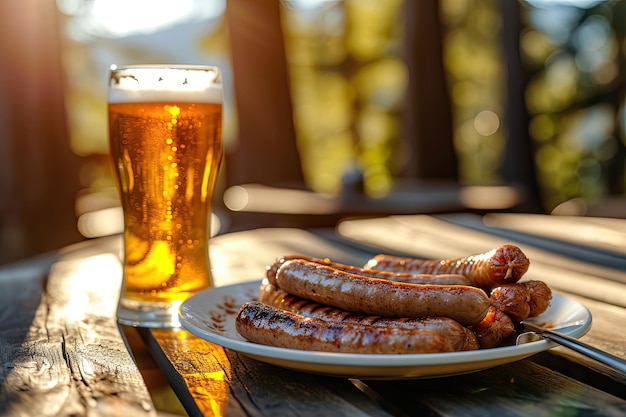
[
  {"left": 88, "top": 0, "right": 224, "bottom": 37},
  {"left": 61, "top": 254, "right": 122, "bottom": 321}
]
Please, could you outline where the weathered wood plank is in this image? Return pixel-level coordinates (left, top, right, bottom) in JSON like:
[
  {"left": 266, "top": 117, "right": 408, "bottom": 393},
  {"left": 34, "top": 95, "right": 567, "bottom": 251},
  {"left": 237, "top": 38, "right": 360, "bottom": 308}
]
[
  {"left": 143, "top": 328, "right": 395, "bottom": 417},
  {"left": 0, "top": 252, "right": 156, "bottom": 416},
  {"left": 480, "top": 213, "right": 626, "bottom": 256},
  {"left": 538, "top": 290, "right": 626, "bottom": 384},
  {"left": 361, "top": 359, "right": 626, "bottom": 417},
  {"left": 440, "top": 213, "right": 626, "bottom": 270}
]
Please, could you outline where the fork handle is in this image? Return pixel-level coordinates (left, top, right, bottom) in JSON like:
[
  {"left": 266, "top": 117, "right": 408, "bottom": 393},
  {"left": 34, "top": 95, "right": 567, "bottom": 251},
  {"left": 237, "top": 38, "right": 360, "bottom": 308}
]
[{"left": 540, "top": 329, "right": 626, "bottom": 374}]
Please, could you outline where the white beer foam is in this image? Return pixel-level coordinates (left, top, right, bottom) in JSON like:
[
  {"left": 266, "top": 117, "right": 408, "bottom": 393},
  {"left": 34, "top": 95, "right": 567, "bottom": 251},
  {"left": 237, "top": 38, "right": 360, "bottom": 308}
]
[{"left": 109, "top": 66, "right": 222, "bottom": 104}]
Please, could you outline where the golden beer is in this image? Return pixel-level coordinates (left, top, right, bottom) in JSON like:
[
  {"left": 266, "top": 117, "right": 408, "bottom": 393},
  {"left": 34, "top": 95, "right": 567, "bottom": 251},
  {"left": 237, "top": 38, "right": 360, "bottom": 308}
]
[{"left": 108, "top": 66, "right": 222, "bottom": 327}]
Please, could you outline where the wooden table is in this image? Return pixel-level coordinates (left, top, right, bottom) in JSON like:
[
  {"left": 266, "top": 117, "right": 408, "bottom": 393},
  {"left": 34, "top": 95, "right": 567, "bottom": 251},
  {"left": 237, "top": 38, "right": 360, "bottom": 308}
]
[{"left": 1, "top": 214, "right": 626, "bottom": 416}]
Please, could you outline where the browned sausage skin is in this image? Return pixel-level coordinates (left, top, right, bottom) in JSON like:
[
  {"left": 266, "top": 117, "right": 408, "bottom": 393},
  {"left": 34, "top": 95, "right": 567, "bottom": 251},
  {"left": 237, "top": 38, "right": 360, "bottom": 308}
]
[
  {"left": 468, "top": 306, "right": 516, "bottom": 349},
  {"left": 259, "top": 281, "right": 480, "bottom": 351},
  {"left": 490, "top": 280, "right": 552, "bottom": 322},
  {"left": 235, "top": 301, "right": 456, "bottom": 354},
  {"left": 472, "top": 280, "right": 552, "bottom": 349},
  {"left": 490, "top": 283, "right": 531, "bottom": 323},
  {"left": 522, "top": 280, "right": 552, "bottom": 317},
  {"left": 266, "top": 255, "right": 470, "bottom": 286},
  {"left": 274, "top": 259, "right": 490, "bottom": 325},
  {"left": 364, "top": 244, "right": 530, "bottom": 290}
]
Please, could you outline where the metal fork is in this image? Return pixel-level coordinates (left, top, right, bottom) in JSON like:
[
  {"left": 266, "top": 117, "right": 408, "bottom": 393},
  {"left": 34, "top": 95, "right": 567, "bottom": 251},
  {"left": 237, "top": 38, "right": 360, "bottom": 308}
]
[{"left": 517, "top": 321, "right": 626, "bottom": 375}]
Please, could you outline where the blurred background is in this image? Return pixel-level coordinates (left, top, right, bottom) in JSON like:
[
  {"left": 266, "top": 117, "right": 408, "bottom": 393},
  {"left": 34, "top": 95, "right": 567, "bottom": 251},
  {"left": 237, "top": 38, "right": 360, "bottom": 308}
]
[{"left": 1, "top": 0, "right": 625, "bottom": 264}]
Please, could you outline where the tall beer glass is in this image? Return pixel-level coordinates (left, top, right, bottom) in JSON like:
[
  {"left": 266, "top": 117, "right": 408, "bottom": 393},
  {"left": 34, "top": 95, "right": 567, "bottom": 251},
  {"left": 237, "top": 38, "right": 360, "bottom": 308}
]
[{"left": 108, "top": 65, "right": 223, "bottom": 328}]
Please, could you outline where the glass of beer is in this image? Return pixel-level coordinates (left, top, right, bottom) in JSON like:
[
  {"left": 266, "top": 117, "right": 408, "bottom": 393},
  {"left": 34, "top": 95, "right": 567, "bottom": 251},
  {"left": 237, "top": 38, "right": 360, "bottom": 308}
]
[{"left": 108, "top": 65, "right": 223, "bottom": 328}]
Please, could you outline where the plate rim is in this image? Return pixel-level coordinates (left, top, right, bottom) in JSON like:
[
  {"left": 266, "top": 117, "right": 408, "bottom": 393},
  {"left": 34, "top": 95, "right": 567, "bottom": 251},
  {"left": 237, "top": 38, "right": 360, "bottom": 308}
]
[{"left": 179, "top": 280, "right": 592, "bottom": 372}]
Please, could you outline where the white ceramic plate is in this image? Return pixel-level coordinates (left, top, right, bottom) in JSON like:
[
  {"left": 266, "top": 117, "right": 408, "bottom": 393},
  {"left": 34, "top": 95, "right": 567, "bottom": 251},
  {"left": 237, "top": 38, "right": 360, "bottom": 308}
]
[{"left": 179, "top": 280, "right": 592, "bottom": 379}]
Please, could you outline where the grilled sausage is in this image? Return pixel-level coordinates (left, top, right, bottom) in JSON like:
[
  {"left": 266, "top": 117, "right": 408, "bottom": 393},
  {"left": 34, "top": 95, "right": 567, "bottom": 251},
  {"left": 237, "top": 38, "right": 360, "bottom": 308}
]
[
  {"left": 364, "top": 244, "right": 530, "bottom": 290},
  {"left": 266, "top": 255, "right": 470, "bottom": 286},
  {"left": 490, "top": 280, "right": 552, "bottom": 323},
  {"left": 490, "top": 283, "right": 531, "bottom": 323},
  {"left": 522, "top": 280, "right": 552, "bottom": 317},
  {"left": 275, "top": 259, "right": 490, "bottom": 325},
  {"left": 259, "top": 281, "right": 479, "bottom": 351},
  {"left": 235, "top": 301, "right": 455, "bottom": 354},
  {"left": 468, "top": 306, "right": 516, "bottom": 349}
]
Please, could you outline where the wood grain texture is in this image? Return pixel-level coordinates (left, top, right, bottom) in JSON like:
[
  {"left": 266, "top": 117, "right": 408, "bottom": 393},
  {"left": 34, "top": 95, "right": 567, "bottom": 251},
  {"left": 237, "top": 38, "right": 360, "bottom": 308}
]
[
  {"left": 540, "top": 291, "right": 626, "bottom": 384},
  {"left": 143, "top": 328, "right": 395, "bottom": 417},
  {"left": 361, "top": 359, "right": 626, "bottom": 417},
  {"left": 0, "top": 253, "right": 155, "bottom": 416}
]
